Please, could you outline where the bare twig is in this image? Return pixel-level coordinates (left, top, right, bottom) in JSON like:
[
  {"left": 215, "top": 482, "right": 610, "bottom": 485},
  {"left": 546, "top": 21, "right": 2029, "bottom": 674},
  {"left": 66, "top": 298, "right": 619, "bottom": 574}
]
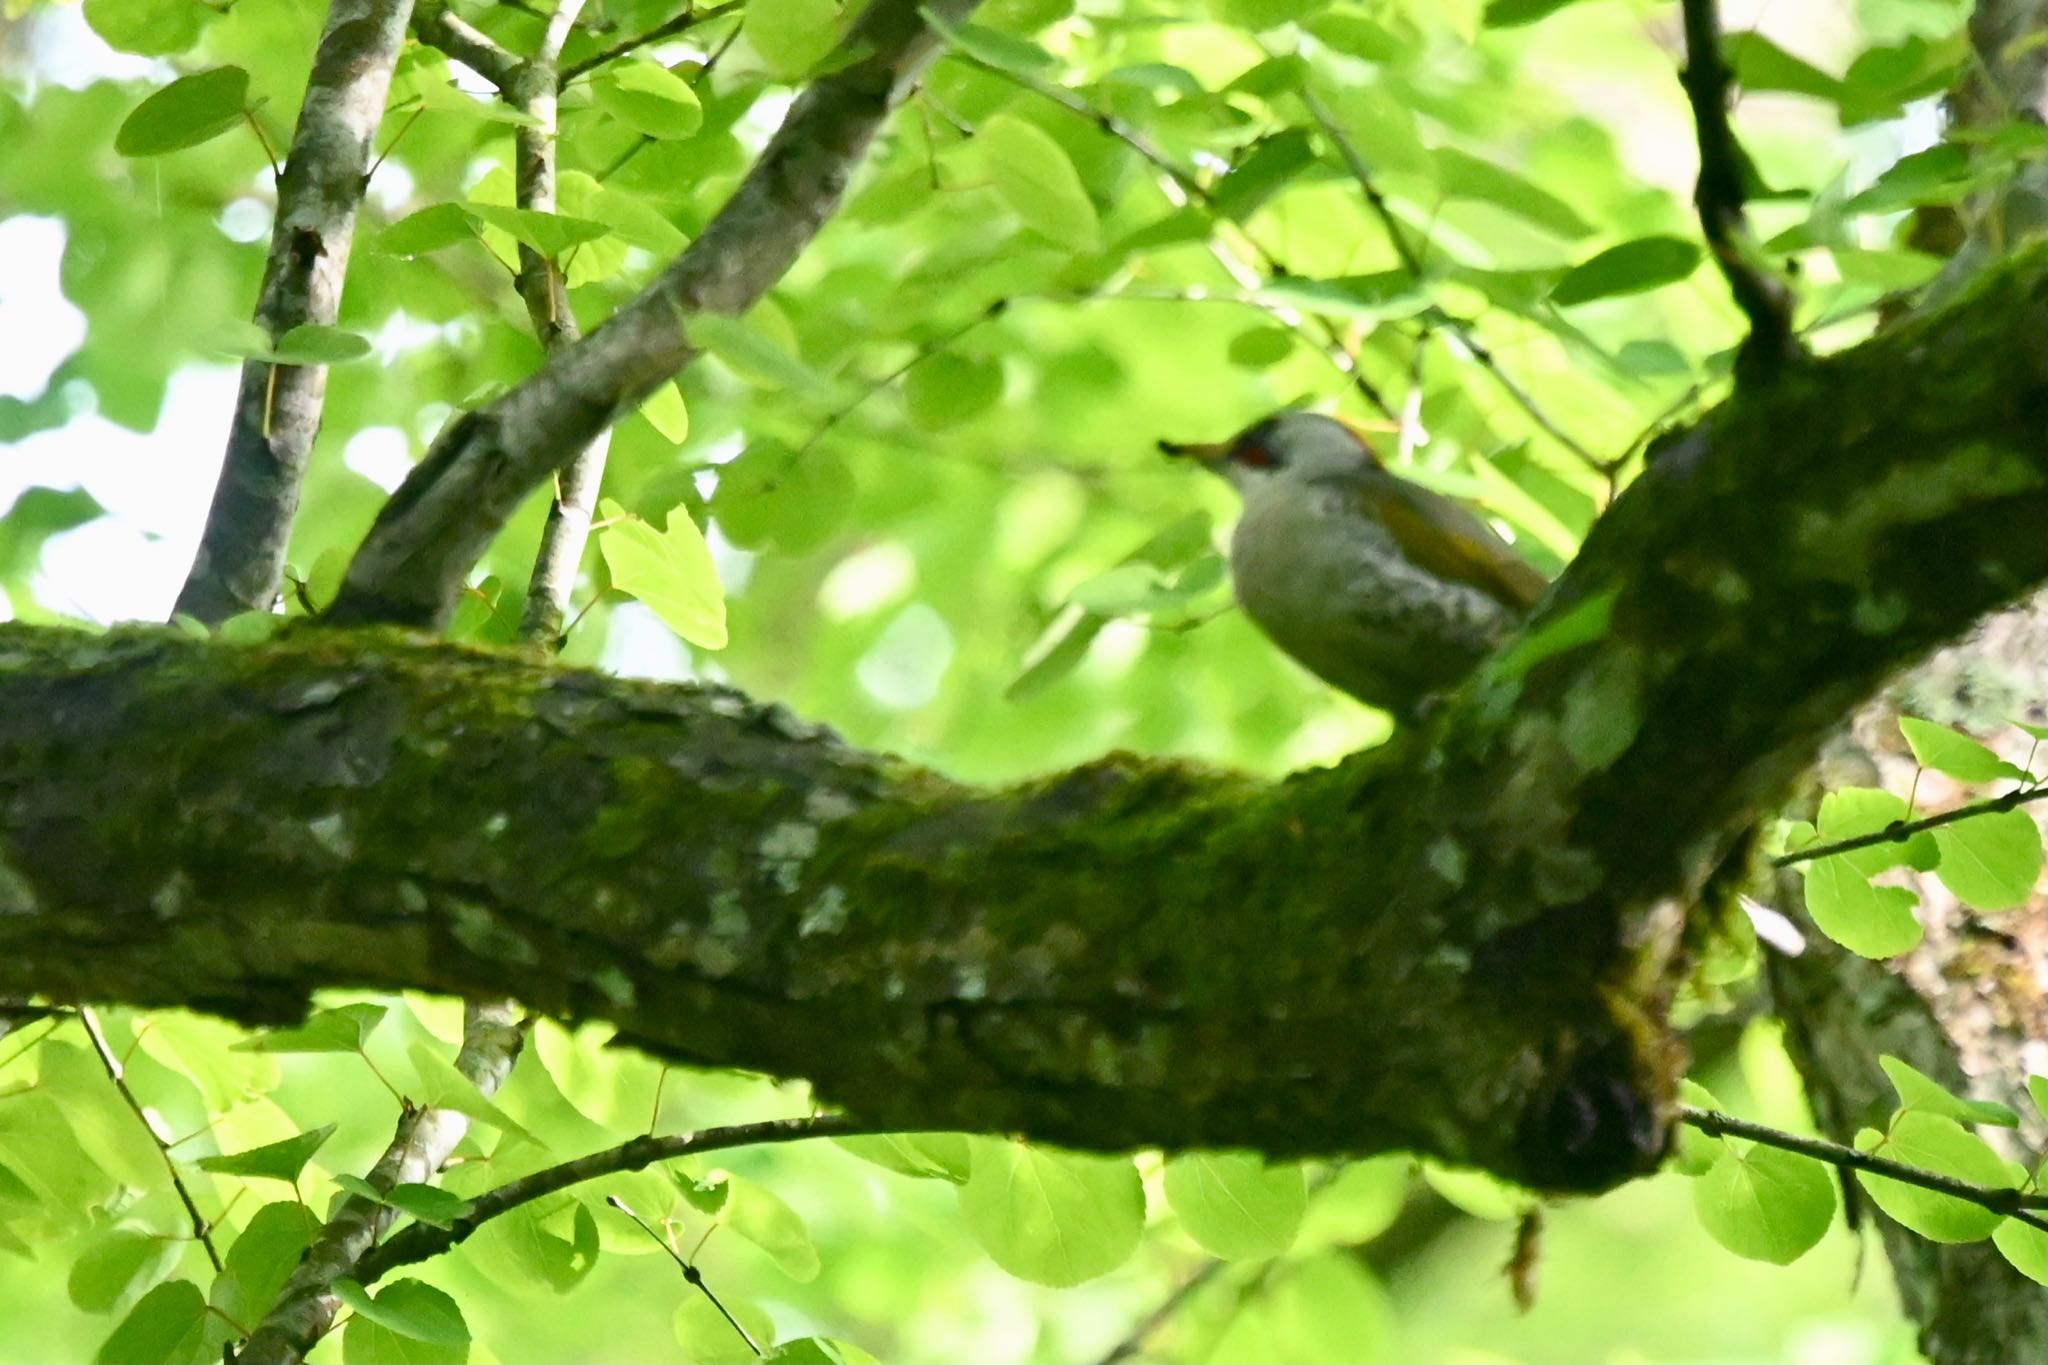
[
  {"left": 237, "top": 1003, "right": 525, "bottom": 1365},
  {"left": 356, "top": 1114, "right": 870, "bottom": 1283},
  {"left": 1771, "top": 784, "right": 2048, "bottom": 868},
  {"left": 174, "top": 0, "right": 419, "bottom": 625},
  {"left": 1683, "top": 1105, "right": 2048, "bottom": 1231},
  {"left": 608, "top": 1195, "right": 763, "bottom": 1355},
  {"left": 79, "top": 1008, "right": 224, "bottom": 1273},
  {"left": 327, "top": 0, "right": 984, "bottom": 628},
  {"left": 1676, "top": 0, "right": 1799, "bottom": 376}
]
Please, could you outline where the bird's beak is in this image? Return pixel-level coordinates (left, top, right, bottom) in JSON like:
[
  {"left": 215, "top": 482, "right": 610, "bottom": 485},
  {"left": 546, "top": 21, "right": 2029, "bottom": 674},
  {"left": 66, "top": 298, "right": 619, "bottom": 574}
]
[{"left": 1157, "top": 437, "right": 1233, "bottom": 465}]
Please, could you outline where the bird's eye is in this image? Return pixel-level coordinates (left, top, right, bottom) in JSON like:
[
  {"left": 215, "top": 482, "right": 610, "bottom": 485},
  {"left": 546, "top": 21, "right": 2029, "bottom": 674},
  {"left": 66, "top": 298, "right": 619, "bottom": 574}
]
[{"left": 1235, "top": 442, "right": 1279, "bottom": 468}]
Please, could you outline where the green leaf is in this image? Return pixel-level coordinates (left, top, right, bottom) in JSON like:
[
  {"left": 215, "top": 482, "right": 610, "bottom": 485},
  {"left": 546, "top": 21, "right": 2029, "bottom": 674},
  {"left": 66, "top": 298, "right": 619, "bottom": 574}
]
[
  {"left": 406, "top": 1042, "right": 536, "bottom": 1145},
  {"left": 96, "top": 1279, "right": 209, "bottom": 1365},
  {"left": 1899, "top": 716, "right": 2029, "bottom": 781},
  {"left": 904, "top": 353, "right": 1004, "bottom": 430},
  {"left": 1227, "top": 326, "right": 1296, "bottom": 369},
  {"left": 338, "top": 1279, "right": 471, "bottom": 1362},
  {"left": 376, "top": 204, "right": 481, "bottom": 258},
  {"left": 210, "top": 1202, "right": 320, "bottom": 1329},
  {"left": 835, "top": 1133, "right": 973, "bottom": 1182},
  {"left": 197, "top": 1124, "right": 335, "bottom": 1183},
  {"left": 1842, "top": 144, "right": 1979, "bottom": 214},
  {"left": 69, "top": 1229, "right": 181, "bottom": 1315},
  {"left": 1879, "top": 1055, "right": 2021, "bottom": 1127},
  {"left": 1932, "top": 806, "right": 2043, "bottom": 911},
  {"left": 636, "top": 382, "right": 691, "bottom": 444},
  {"left": 270, "top": 325, "right": 373, "bottom": 366},
  {"left": 1857, "top": 1112, "right": 2012, "bottom": 1242},
  {"left": 1807, "top": 786, "right": 1937, "bottom": 874},
  {"left": 1254, "top": 272, "right": 1427, "bottom": 323},
  {"left": 958, "top": 1140, "right": 1144, "bottom": 1286},
  {"left": 712, "top": 441, "right": 855, "bottom": 555},
  {"left": 1482, "top": 0, "right": 1585, "bottom": 26},
  {"left": 1724, "top": 32, "right": 1845, "bottom": 101},
  {"left": 1551, "top": 236, "right": 1703, "bottom": 306},
  {"left": 465, "top": 204, "right": 611, "bottom": 259},
  {"left": 1434, "top": 148, "right": 1593, "bottom": 239},
  {"left": 689, "top": 314, "right": 834, "bottom": 394},
  {"left": 84, "top": 0, "right": 214, "bottom": 55},
  {"left": 1995, "top": 1214, "right": 2048, "bottom": 1285},
  {"left": 766, "top": 1338, "right": 875, "bottom": 1364},
  {"left": 978, "top": 113, "right": 1102, "bottom": 253},
  {"left": 594, "top": 59, "right": 704, "bottom": 139},
  {"left": 2031, "top": 1074, "right": 2048, "bottom": 1122},
  {"left": 233, "top": 1003, "right": 387, "bottom": 1054},
  {"left": 1800, "top": 855, "right": 1922, "bottom": 958},
  {"left": 1418, "top": 1162, "right": 1536, "bottom": 1221},
  {"left": 1693, "top": 1141, "right": 1835, "bottom": 1264},
  {"left": 745, "top": 0, "right": 842, "bottom": 79},
  {"left": 598, "top": 497, "right": 728, "bottom": 649},
  {"left": 1211, "top": 128, "right": 1318, "bottom": 222},
  {"left": 115, "top": 66, "right": 250, "bottom": 157},
  {"left": 1163, "top": 1152, "right": 1306, "bottom": 1259},
  {"left": 699, "top": 1169, "right": 820, "bottom": 1280},
  {"left": 921, "top": 7, "right": 1058, "bottom": 74}
]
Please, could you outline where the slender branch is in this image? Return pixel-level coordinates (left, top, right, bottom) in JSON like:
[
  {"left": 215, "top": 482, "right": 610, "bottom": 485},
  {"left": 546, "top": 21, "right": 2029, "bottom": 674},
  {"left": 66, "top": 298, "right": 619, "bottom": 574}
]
[
  {"left": 357, "top": 1115, "right": 870, "bottom": 1283},
  {"left": 237, "top": 1003, "right": 525, "bottom": 1365},
  {"left": 510, "top": 0, "right": 605, "bottom": 644},
  {"left": 411, "top": 0, "right": 519, "bottom": 90},
  {"left": 78, "top": 1008, "right": 224, "bottom": 1274},
  {"left": 561, "top": 0, "right": 741, "bottom": 82},
  {"left": 1682, "top": 1106, "right": 2048, "bottom": 1231},
  {"left": 328, "top": 0, "right": 984, "bottom": 629},
  {"left": 1676, "top": 0, "right": 1799, "bottom": 376},
  {"left": 174, "top": 0, "right": 419, "bottom": 626},
  {"left": 1771, "top": 784, "right": 2048, "bottom": 868},
  {"left": 1095, "top": 1259, "right": 1232, "bottom": 1365},
  {"left": 1298, "top": 84, "right": 1603, "bottom": 472},
  {"left": 937, "top": 44, "right": 1397, "bottom": 420}
]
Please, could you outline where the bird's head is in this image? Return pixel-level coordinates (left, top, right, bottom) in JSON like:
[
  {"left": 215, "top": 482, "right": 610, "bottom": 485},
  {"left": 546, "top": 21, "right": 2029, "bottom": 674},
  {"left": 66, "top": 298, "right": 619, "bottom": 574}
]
[{"left": 1158, "top": 411, "right": 1383, "bottom": 495}]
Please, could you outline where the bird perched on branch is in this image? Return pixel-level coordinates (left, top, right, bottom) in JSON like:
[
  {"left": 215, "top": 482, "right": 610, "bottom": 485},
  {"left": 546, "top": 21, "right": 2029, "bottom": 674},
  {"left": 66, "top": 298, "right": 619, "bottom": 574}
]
[{"left": 1162, "top": 411, "right": 1549, "bottom": 721}]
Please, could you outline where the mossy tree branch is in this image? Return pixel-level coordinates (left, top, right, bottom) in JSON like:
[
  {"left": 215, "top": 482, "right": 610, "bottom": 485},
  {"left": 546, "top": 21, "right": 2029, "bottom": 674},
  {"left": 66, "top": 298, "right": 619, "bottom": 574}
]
[{"left": 11, "top": 248, "right": 2048, "bottom": 1193}]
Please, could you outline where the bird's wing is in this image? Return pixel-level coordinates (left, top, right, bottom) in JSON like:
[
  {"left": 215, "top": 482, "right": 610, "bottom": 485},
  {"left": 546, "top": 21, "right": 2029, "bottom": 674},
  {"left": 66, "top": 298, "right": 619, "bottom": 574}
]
[{"left": 1370, "top": 480, "right": 1551, "bottom": 613}]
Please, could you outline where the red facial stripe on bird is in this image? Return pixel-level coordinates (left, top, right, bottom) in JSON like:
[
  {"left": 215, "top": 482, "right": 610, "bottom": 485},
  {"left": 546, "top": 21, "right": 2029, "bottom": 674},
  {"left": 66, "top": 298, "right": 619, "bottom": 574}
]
[{"left": 1234, "top": 442, "right": 1278, "bottom": 468}]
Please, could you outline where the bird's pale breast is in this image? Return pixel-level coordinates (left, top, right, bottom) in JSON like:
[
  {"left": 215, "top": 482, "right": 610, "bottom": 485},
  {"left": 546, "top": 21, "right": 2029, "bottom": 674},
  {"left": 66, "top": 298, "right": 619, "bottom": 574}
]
[{"left": 1228, "top": 476, "right": 1520, "bottom": 716}]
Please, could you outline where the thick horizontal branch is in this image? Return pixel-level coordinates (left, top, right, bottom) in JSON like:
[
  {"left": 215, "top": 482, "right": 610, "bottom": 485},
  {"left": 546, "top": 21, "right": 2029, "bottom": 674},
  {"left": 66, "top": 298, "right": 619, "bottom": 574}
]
[
  {"left": 15, "top": 249, "right": 2048, "bottom": 1190},
  {"left": 327, "top": 0, "right": 980, "bottom": 629},
  {"left": 176, "top": 0, "right": 417, "bottom": 625}
]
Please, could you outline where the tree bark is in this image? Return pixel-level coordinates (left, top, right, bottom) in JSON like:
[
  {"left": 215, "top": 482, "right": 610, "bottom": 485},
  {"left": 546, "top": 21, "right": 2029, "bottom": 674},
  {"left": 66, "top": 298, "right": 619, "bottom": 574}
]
[{"left": 14, "top": 246, "right": 2048, "bottom": 1192}]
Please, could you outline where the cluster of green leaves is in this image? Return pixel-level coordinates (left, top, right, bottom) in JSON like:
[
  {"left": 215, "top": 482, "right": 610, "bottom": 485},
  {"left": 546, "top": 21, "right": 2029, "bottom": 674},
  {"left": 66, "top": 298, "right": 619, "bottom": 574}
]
[
  {"left": 1782, "top": 715, "right": 2048, "bottom": 959},
  {"left": 1678, "top": 1056, "right": 2048, "bottom": 1286}
]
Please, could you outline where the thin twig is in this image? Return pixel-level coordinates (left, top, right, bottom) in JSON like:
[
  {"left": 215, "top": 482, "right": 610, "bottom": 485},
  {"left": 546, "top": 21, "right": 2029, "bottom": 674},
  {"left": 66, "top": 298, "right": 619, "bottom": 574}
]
[
  {"left": 562, "top": 0, "right": 742, "bottom": 82},
  {"left": 1095, "top": 1258, "right": 1232, "bottom": 1365},
  {"left": 608, "top": 1196, "right": 762, "bottom": 1355},
  {"left": 1297, "top": 83, "right": 1604, "bottom": 471},
  {"left": 357, "top": 1114, "right": 873, "bottom": 1283},
  {"left": 789, "top": 302, "right": 1005, "bottom": 460},
  {"left": 1683, "top": 1105, "right": 2048, "bottom": 1230},
  {"left": 79, "top": 1008, "right": 225, "bottom": 1273},
  {"left": 1676, "top": 0, "right": 1799, "bottom": 375},
  {"left": 936, "top": 43, "right": 1398, "bottom": 419},
  {"left": 1771, "top": 784, "right": 2048, "bottom": 868}
]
